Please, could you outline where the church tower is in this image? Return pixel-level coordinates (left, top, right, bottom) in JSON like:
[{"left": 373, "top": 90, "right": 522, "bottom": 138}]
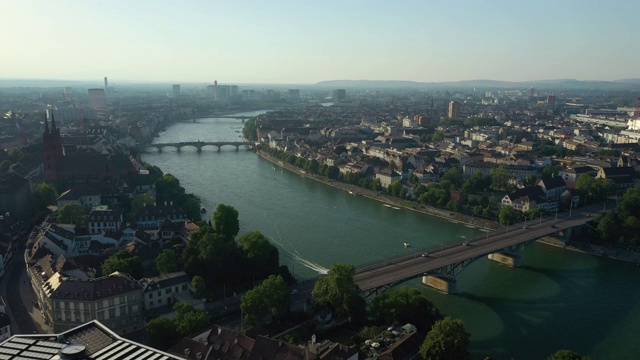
[{"left": 43, "top": 112, "right": 64, "bottom": 182}]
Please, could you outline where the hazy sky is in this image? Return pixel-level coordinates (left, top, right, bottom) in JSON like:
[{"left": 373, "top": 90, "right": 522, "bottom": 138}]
[{"left": 2, "top": 0, "right": 639, "bottom": 84}]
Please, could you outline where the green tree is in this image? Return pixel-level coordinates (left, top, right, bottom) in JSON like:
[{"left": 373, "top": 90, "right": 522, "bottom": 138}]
[
  {"left": 441, "top": 168, "right": 463, "bottom": 188},
  {"left": 213, "top": 204, "right": 240, "bottom": 241},
  {"left": 617, "top": 183, "right": 640, "bottom": 220},
  {"left": 498, "top": 205, "right": 521, "bottom": 226},
  {"left": 596, "top": 212, "right": 619, "bottom": 242},
  {"left": 547, "top": 349, "right": 593, "bottom": 360},
  {"left": 155, "top": 174, "right": 185, "bottom": 202},
  {"left": 129, "top": 194, "right": 155, "bottom": 219},
  {"left": 156, "top": 249, "right": 180, "bottom": 274},
  {"left": 33, "top": 183, "right": 58, "bottom": 211},
  {"left": 145, "top": 317, "right": 179, "bottom": 350},
  {"left": 490, "top": 167, "right": 508, "bottom": 191},
  {"left": 7, "top": 148, "right": 24, "bottom": 164},
  {"left": 369, "top": 287, "right": 442, "bottom": 332},
  {"left": 431, "top": 131, "right": 445, "bottom": 142},
  {"left": 312, "top": 263, "right": 365, "bottom": 321},
  {"left": 191, "top": 275, "right": 206, "bottom": 298},
  {"left": 241, "top": 275, "right": 290, "bottom": 325},
  {"left": 58, "top": 203, "right": 87, "bottom": 229},
  {"left": 173, "top": 302, "right": 209, "bottom": 337},
  {"left": 242, "top": 117, "right": 258, "bottom": 141},
  {"left": 237, "top": 231, "right": 279, "bottom": 273},
  {"left": 419, "top": 317, "right": 471, "bottom": 360},
  {"left": 326, "top": 165, "right": 340, "bottom": 180},
  {"left": 542, "top": 165, "right": 562, "bottom": 179},
  {"left": 102, "top": 250, "right": 143, "bottom": 278}
]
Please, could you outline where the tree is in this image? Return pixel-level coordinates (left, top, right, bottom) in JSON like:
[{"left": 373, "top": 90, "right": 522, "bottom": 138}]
[
  {"left": 441, "top": 168, "right": 463, "bottom": 188},
  {"left": 191, "top": 275, "right": 206, "bottom": 298},
  {"left": 596, "top": 212, "right": 619, "bottom": 242},
  {"left": 431, "top": 131, "right": 445, "bottom": 142},
  {"left": 33, "top": 183, "right": 58, "bottom": 211},
  {"left": 155, "top": 174, "right": 185, "bottom": 202},
  {"left": 498, "top": 205, "right": 521, "bottom": 226},
  {"left": 326, "top": 166, "right": 340, "bottom": 180},
  {"left": 369, "top": 287, "right": 442, "bottom": 332},
  {"left": 241, "top": 275, "right": 290, "bottom": 325},
  {"left": 156, "top": 249, "right": 180, "bottom": 274},
  {"left": 490, "top": 167, "right": 508, "bottom": 191},
  {"left": 173, "top": 302, "right": 209, "bottom": 337},
  {"left": 542, "top": 165, "right": 562, "bottom": 179},
  {"left": 58, "top": 203, "right": 87, "bottom": 229},
  {"left": 547, "top": 350, "right": 593, "bottom": 360},
  {"left": 419, "top": 317, "right": 470, "bottom": 360},
  {"left": 145, "top": 317, "right": 179, "bottom": 350},
  {"left": 129, "top": 194, "right": 155, "bottom": 219},
  {"left": 102, "top": 250, "right": 143, "bottom": 278},
  {"left": 237, "top": 231, "right": 279, "bottom": 273},
  {"left": 213, "top": 204, "right": 240, "bottom": 241},
  {"left": 312, "top": 263, "right": 364, "bottom": 320}
]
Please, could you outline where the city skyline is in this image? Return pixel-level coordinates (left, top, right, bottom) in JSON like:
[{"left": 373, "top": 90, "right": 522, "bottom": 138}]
[{"left": 2, "top": 0, "right": 640, "bottom": 84}]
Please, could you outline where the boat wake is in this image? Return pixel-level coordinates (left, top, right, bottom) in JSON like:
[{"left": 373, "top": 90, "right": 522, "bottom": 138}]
[{"left": 268, "top": 236, "right": 329, "bottom": 275}]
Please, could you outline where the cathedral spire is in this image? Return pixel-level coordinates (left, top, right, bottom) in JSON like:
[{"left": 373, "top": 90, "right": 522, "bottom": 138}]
[
  {"left": 44, "top": 112, "right": 50, "bottom": 133},
  {"left": 51, "top": 112, "right": 58, "bottom": 133}
]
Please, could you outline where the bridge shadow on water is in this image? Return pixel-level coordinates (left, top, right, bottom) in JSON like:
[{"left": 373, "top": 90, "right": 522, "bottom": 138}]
[{"left": 449, "top": 257, "right": 640, "bottom": 359}]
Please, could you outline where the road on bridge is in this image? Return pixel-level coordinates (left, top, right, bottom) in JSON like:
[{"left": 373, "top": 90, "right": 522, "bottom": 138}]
[{"left": 354, "top": 203, "right": 609, "bottom": 293}]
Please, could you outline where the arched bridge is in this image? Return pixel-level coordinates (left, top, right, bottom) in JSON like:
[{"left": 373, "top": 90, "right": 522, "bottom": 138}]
[
  {"left": 146, "top": 141, "right": 253, "bottom": 152},
  {"left": 354, "top": 203, "right": 608, "bottom": 296}
]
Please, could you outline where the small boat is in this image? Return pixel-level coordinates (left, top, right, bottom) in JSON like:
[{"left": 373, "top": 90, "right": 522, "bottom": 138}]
[
  {"left": 391, "top": 206, "right": 401, "bottom": 210},
  {"left": 404, "top": 242, "right": 410, "bottom": 248},
  {"left": 200, "top": 208, "right": 206, "bottom": 214},
  {"left": 383, "top": 204, "right": 392, "bottom": 208},
  {"left": 348, "top": 190, "right": 354, "bottom": 195},
  {"left": 272, "top": 167, "right": 276, "bottom": 171}
]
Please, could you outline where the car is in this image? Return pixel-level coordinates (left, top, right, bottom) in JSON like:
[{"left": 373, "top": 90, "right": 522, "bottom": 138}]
[
  {"left": 290, "top": 289, "right": 299, "bottom": 295},
  {"left": 462, "top": 242, "right": 469, "bottom": 246},
  {"left": 421, "top": 252, "right": 429, "bottom": 257}
]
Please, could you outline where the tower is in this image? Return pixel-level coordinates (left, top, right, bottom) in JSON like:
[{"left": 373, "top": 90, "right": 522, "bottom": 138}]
[
  {"left": 214, "top": 80, "right": 218, "bottom": 101},
  {"left": 448, "top": 101, "right": 460, "bottom": 119},
  {"left": 104, "top": 77, "right": 108, "bottom": 90},
  {"left": 42, "top": 112, "right": 64, "bottom": 182}
]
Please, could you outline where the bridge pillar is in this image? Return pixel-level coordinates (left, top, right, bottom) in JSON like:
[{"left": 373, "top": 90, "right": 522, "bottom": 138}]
[
  {"left": 488, "top": 252, "right": 521, "bottom": 267},
  {"left": 235, "top": 146, "right": 239, "bottom": 151},
  {"left": 177, "top": 147, "right": 181, "bottom": 153},
  {"left": 197, "top": 146, "right": 202, "bottom": 153},
  {"left": 157, "top": 147, "right": 163, "bottom": 153},
  {"left": 422, "top": 274, "right": 457, "bottom": 294}
]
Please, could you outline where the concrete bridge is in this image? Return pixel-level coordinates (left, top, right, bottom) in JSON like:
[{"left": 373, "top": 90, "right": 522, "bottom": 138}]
[
  {"left": 146, "top": 141, "right": 252, "bottom": 152},
  {"left": 354, "top": 203, "right": 608, "bottom": 295},
  {"left": 174, "top": 114, "right": 250, "bottom": 122}
]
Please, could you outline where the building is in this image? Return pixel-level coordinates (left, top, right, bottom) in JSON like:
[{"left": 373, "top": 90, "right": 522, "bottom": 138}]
[
  {"left": 0, "top": 173, "right": 31, "bottom": 219},
  {"left": 173, "top": 84, "right": 181, "bottom": 96},
  {"left": 0, "top": 320, "right": 184, "bottom": 359},
  {"left": 27, "top": 252, "right": 144, "bottom": 334},
  {"left": 87, "top": 206, "right": 123, "bottom": 235},
  {"left": 87, "top": 89, "right": 106, "bottom": 109},
  {"left": 140, "top": 271, "right": 191, "bottom": 310},
  {"left": 448, "top": 101, "right": 460, "bottom": 119},
  {"left": 375, "top": 169, "right": 401, "bottom": 188}
]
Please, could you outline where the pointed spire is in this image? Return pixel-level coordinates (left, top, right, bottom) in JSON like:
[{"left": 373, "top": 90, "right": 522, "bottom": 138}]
[
  {"left": 44, "top": 112, "right": 50, "bottom": 133},
  {"left": 51, "top": 112, "right": 57, "bottom": 132}
]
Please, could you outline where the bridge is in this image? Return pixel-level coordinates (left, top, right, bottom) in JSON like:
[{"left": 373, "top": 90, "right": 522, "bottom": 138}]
[
  {"left": 145, "top": 141, "right": 252, "bottom": 152},
  {"left": 174, "top": 114, "right": 251, "bottom": 122},
  {"left": 354, "top": 203, "right": 609, "bottom": 295}
]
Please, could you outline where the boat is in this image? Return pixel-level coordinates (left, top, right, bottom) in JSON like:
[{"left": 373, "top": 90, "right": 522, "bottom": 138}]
[
  {"left": 200, "top": 207, "right": 206, "bottom": 214},
  {"left": 272, "top": 167, "right": 276, "bottom": 171},
  {"left": 383, "top": 204, "right": 392, "bottom": 208},
  {"left": 391, "top": 206, "right": 401, "bottom": 210},
  {"left": 348, "top": 190, "right": 354, "bottom": 195},
  {"left": 404, "top": 242, "right": 410, "bottom": 248}
]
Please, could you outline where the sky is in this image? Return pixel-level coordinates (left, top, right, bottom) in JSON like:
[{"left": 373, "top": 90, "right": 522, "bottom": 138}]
[{"left": 2, "top": 0, "right": 639, "bottom": 84}]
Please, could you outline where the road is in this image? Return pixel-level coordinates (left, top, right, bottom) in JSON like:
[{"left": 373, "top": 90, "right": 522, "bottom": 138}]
[
  {"left": 0, "top": 247, "right": 49, "bottom": 334},
  {"left": 354, "top": 203, "right": 608, "bottom": 292}
]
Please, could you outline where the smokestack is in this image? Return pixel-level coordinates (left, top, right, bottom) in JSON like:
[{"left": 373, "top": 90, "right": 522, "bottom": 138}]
[
  {"left": 214, "top": 80, "right": 218, "bottom": 101},
  {"left": 104, "top": 77, "right": 108, "bottom": 90}
]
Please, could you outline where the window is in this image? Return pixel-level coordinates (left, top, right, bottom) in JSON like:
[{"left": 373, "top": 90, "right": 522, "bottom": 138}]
[
  {"left": 181, "top": 284, "right": 187, "bottom": 291},
  {"left": 97, "top": 311, "right": 104, "bottom": 321},
  {"left": 148, "top": 293, "right": 153, "bottom": 299},
  {"left": 109, "top": 308, "right": 116, "bottom": 318},
  {"left": 157, "top": 291, "right": 161, "bottom": 296},
  {"left": 97, "top": 302, "right": 103, "bottom": 310},
  {"left": 165, "top": 288, "right": 172, "bottom": 294},
  {"left": 120, "top": 305, "right": 127, "bottom": 316},
  {"left": 120, "top": 295, "right": 126, "bottom": 304},
  {"left": 108, "top": 299, "right": 114, "bottom": 307},
  {"left": 158, "top": 299, "right": 162, "bottom": 304},
  {"left": 149, "top": 301, "right": 153, "bottom": 306}
]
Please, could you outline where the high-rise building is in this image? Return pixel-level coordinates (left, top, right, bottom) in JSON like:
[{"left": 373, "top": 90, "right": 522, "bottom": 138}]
[
  {"left": 87, "top": 89, "right": 106, "bottom": 108},
  {"left": 104, "top": 76, "right": 108, "bottom": 90},
  {"left": 333, "top": 89, "right": 346, "bottom": 104},
  {"left": 214, "top": 80, "right": 218, "bottom": 101},
  {"left": 448, "top": 101, "right": 460, "bottom": 119},
  {"left": 206, "top": 85, "right": 215, "bottom": 99},
  {"left": 230, "top": 85, "right": 239, "bottom": 98},
  {"left": 546, "top": 95, "right": 557, "bottom": 105},
  {"left": 172, "top": 84, "right": 181, "bottom": 96}
]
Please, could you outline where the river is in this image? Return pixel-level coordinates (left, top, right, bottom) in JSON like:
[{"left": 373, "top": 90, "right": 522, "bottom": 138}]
[{"left": 143, "top": 112, "right": 640, "bottom": 359}]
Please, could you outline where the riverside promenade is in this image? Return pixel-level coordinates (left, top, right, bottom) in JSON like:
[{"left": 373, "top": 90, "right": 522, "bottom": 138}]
[{"left": 256, "top": 150, "right": 501, "bottom": 230}]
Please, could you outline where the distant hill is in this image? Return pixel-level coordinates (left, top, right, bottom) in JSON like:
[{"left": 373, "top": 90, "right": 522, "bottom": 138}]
[{"left": 315, "top": 79, "right": 640, "bottom": 90}]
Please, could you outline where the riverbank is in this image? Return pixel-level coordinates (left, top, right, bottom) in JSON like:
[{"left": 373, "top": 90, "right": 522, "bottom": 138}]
[
  {"left": 538, "top": 236, "right": 640, "bottom": 264},
  {"left": 256, "top": 150, "right": 501, "bottom": 231}
]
